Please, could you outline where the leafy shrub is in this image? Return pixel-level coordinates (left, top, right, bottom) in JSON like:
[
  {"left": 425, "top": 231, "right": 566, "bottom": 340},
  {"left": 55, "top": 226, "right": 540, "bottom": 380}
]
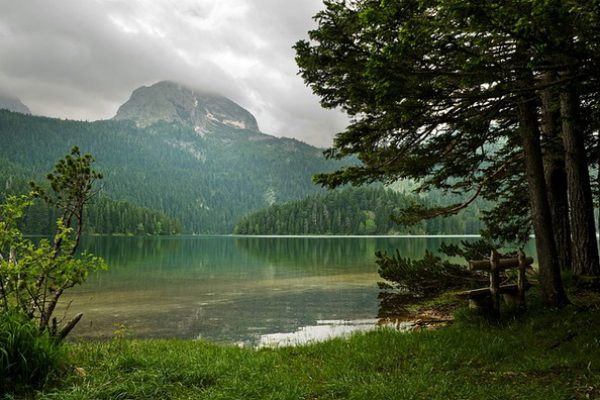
[
  {"left": 439, "top": 238, "right": 512, "bottom": 261},
  {"left": 0, "top": 312, "right": 67, "bottom": 393},
  {"left": 376, "top": 250, "right": 476, "bottom": 296},
  {"left": 0, "top": 148, "right": 107, "bottom": 341}
]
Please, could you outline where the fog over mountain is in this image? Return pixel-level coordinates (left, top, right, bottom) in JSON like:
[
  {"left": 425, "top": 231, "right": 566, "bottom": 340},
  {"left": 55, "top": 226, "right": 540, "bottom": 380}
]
[
  {"left": 0, "top": 93, "right": 30, "bottom": 115},
  {"left": 0, "top": 0, "right": 348, "bottom": 147}
]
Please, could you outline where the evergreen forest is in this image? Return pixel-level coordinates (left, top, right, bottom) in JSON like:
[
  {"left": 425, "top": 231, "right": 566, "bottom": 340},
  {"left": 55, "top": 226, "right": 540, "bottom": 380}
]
[
  {"left": 234, "top": 187, "right": 483, "bottom": 235},
  {"left": 0, "top": 110, "right": 346, "bottom": 234}
]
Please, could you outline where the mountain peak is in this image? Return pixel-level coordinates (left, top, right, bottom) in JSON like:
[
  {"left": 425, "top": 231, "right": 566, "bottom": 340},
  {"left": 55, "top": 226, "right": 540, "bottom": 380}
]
[
  {"left": 0, "top": 93, "right": 31, "bottom": 115},
  {"left": 113, "top": 80, "right": 259, "bottom": 132}
]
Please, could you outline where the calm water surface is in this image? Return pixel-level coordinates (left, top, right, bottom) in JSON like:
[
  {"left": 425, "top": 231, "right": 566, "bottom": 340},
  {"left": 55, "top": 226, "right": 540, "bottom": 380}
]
[{"left": 63, "top": 235, "right": 533, "bottom": 346}]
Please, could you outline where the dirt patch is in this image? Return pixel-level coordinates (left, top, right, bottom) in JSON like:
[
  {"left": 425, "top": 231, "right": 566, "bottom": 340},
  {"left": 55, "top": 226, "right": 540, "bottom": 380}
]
[{"left": 378, "top": 294, "right": 459, "bottom": 332}]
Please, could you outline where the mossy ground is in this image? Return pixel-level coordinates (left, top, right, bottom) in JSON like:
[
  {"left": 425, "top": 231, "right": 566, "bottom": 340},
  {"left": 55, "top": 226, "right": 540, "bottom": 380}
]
[{"left": 6, "top": 287, "right": 600, "bottom": 400}]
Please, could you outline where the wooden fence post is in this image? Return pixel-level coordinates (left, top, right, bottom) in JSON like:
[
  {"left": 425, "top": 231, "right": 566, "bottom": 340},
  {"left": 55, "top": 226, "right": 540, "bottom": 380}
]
[
  {"left": 517, "top": 249, "right": 527, "bottom": 306},
  {"left": 490, "top": 250, "right": 501, "bottom": 314}
]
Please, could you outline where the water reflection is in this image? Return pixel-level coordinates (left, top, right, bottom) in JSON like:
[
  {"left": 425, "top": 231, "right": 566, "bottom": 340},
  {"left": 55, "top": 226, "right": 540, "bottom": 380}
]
[
  {"left": 232, "top": 235, "right": 467, "bottom": 270},
  {"left": 256, "top": 319, "right": 380, "bottom": 348},
  {"left": 62, "top": 235, "right": 533, "bottom": 345},
  {"left": 234, "top": 236, "right": 381, "bottom": 269}
]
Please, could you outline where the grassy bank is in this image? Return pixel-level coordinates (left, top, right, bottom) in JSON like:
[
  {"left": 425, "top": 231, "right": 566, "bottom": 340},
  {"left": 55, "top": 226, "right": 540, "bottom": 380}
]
[{"left": 12, "top": 289, "right": 598, "bottom": 400}]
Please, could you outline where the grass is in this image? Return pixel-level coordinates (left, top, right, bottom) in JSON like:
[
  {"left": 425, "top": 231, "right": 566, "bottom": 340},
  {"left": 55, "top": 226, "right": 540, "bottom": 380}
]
[
  {"left": 0, "top": 312, "right": 68, "bottom": 394},
  {"left": 6, "top": 289, "right": 600, "bottom": 399}
]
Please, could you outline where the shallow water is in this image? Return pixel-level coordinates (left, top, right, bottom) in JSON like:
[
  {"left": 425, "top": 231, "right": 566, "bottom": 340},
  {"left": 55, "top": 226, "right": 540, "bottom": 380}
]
[{"left": 63, "top": 235, "right": 534, "bottom": 346}]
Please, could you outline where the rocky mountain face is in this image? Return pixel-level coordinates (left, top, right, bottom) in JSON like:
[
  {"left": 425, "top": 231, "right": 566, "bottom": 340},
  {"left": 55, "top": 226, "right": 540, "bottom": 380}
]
[
  {"left": 0, "top": 94, "right": 31, "bottom": 115},
  {"left": 113, "top": 80, "right": 259, "bottom": 134}
]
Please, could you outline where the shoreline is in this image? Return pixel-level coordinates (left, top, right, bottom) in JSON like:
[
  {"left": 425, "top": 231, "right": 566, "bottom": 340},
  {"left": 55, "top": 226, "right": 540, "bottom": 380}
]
[{"left": 25, "top": 286, "right": 600, "bottom": 400}]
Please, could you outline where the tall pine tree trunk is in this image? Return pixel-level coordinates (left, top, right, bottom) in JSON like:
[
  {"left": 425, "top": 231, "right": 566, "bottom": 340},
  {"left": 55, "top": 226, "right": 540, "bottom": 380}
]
[
  {"left": 559, "top": 72, "right": 600, "bottom": 277},
  {"left": 515, "top": 49, "right": 568, "bottom": 306},
  {"left": 539, "top": 72, "right": 571, "bottom": 271}
]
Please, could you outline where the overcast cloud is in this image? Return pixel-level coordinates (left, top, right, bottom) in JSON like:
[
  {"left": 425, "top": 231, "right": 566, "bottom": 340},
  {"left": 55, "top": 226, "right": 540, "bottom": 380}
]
[{"left": 0, "top": 0, "right": 348, "bottom": 147}]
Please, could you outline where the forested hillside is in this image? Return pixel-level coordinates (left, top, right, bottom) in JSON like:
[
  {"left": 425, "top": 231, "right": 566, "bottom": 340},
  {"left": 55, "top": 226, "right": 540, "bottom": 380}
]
[
  {"left": 0, "top": 109, "right": 345, "bottom": 234},
  {"left": 0, "top": 82, "right": 487, "bottom": 236},
  {"left": 234, "top": 187, "right": 483, "bottom": 235},
  {"left": 1, "top": 158, "right": 180, "bottom": 235}
]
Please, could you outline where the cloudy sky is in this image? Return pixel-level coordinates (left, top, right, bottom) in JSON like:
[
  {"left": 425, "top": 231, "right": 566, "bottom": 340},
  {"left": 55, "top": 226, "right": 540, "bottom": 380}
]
[{"left": 0, "top": 0, "right": 348, "bottom": 147}]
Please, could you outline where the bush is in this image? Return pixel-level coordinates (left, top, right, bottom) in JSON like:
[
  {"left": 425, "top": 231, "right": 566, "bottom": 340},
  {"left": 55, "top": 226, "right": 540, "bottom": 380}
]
[
  {"left": 0, "top": 148, "right": 107, "bottom": 341},
  {"left": 439, "top": 238, "right": 513, "bottom": 261},
  {"left": 0, "top": 312, "right": 67, "bottom": 393},
  {"left": 377, "top": 239, "right": 504, "bottom": 298},
  {"left": 376, "top": 250, "right": 471, "bottom": 295}
]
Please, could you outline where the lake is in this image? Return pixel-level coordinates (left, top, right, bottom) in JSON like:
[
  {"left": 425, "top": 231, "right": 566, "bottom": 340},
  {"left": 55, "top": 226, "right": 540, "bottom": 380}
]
[{"left": 64, "top": 235, "right": 532, "bottom": 346}]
